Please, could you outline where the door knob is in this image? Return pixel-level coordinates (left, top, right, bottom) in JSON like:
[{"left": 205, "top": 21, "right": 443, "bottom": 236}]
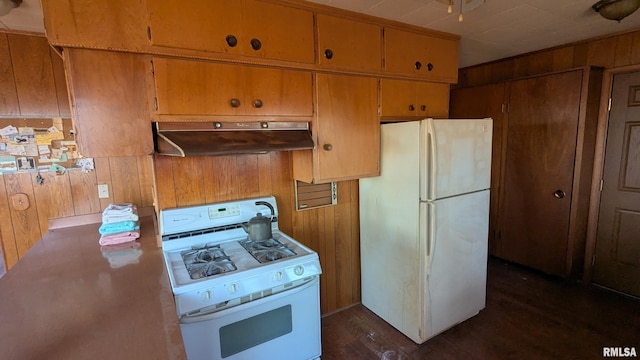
[
  {"left": 230, "top": 98, "right": 241, "bottom": 108},
  {"left": 553, "top": 190, "right": 566, "bottom": 199},
  {"left": 324, "top": 49, "right": 334, "bottom": 59},
  {"left": 225, "top": 35, "right": 238, "bottom": 47},
  {"left": 323, "top": 144, "right": 333, "bottom": 151},
  {"left": 250, "top": 38, "right": 262, "bottom": 51}
]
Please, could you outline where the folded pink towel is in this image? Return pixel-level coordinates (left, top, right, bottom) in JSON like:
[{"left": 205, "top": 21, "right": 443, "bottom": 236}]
[{"left": 99, "top": 230, "right": 140, "bottom": 246}]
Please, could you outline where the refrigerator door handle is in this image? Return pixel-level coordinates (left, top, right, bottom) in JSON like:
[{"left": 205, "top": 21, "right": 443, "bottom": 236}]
[
  {"left": 427, "top": 202, "right": 436, "bottom": 273},
  {"left": 427, "top": 121, "right": 437, "bottom": 200}
]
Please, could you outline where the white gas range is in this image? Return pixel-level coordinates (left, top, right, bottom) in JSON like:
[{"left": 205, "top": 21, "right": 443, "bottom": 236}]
[{"left": 160, "top": 196, "right": 322, "bottom": 360}]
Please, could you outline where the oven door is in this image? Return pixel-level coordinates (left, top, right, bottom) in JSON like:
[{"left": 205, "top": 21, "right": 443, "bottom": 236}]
[{"left": 179, "top": 276, "right": 321, "bottom": 360}]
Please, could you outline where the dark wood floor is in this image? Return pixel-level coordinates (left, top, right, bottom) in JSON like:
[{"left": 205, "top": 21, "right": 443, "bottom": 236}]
[{"left": 321, "top": 257, "right": 640, "bottom": 359}]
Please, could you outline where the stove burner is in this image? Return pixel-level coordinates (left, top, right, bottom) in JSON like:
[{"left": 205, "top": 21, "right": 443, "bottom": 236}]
[
  {"left": 181, "top": 244, "right": 237, "bottom": 279},
  {"left": 239, "top": 238, "right": 296, "bottom": 263}
]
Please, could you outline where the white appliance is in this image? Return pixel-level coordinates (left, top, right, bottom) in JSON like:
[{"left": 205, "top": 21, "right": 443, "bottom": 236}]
[
  {"left": 160, "top": 197, "right": 322, "bottom": 360},
  {"left": 359, "top": 118, "right": 492, "bottom": 344}
]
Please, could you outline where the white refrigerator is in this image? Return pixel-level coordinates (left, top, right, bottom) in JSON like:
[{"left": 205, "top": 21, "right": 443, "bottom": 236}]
[{"left": 359, "top": 118, "right": 492, "bottom": 344}]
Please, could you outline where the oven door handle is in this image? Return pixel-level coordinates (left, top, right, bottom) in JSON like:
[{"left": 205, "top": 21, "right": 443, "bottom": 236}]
[{"left": 180, "top": 276, "right": 319, "bottom": 324}]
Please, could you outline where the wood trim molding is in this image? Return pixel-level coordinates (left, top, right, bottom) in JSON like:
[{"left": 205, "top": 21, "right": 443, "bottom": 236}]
[{"left": 583, "top": 63, "right": 640, "bottom": 283}]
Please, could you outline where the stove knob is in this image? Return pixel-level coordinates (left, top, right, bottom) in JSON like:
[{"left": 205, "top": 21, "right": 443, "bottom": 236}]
[
  {"left": 294, "top": 265, "right": 304, "bottom": 276},
  {"left": 201, "top": 290, "right": 212, "bottom": 301},
  {"left": 228, "top": 283, "right": 238, "bottom": 294},
  {"left": 273, "top": 271, "right": 284, "bottom": 282}
]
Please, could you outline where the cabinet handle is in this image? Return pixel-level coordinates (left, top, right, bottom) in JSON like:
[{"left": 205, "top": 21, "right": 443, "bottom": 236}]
[
  {"left": 324, "top": 49, "right": 334, "bottom": 59},
  {"left": 225, "top": 35, "right": 238, "bottom": 47},
  {"left": 420, "top": 105, "right": 426, "bottom": 111},
  {"left": 230, "top": 98, "right": 241, "bottom": 108},
  {"left": 427, "top": 63, "right": 434, "bottom": 71},
  {"left": 250, "top": 38, "right": 262, "bottom": 51},
  {"left": 323, "top": 144, "right": 333, "bottom": 151},
  {"left": 409, "top": 104, "right": 415, "bottom": 111},
  {"left": 415, "top": 61, "right": 422, "bottom": 70},
  {"left": 553, "top": 189, "right": 566, "bottom": 199},
  {"left": 252, "top": 99, "right": 263, "bottom": 108}
]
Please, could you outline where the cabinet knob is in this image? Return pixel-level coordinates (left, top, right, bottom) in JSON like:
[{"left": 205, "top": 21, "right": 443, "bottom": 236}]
[
  {"left": 250, "top": 38, "right": 262, "bottom": 51},
  {"left": 420, "top": 105, "right": 426, "bottom": 111},
  {"left": 324, "top": 49, "right": 334, "bottom": 60},
  {"left": 415, "top": 61, "right": 422, "bottom": 70},
  {"left": 553, "top": 189, "right": 566, "bottom": 199},
  {"left": 323, "top": 144, "right": 333, "bottom": 151},
  {"left": 252, "top": 99, "right": 263, "bottom": 108},
  {"left": 427, "top": 63, "right": 434, "bottom": 71},
  {"left": 225, "top": 35, "right": 238, "bottom": 47},
  {"left": 409, "top": 104, "right": 415, "bottom": 111},
  {"left": 230, "top": 98, "right": 241, "bottom": 108}
]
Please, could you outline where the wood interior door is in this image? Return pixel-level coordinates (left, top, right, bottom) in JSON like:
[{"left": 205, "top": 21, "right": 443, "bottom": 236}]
[
  {"left": 500, "top": 70, "right": 583, "bottom": 276},
  {"left": 450, "top": 83, "right": 506, "bottom": 256},
  {"left": 315, "top": 74, "right": 379, "bottom": 182},
  {"left": 593, "top": 71, "right": 640, "bottom": 297}
]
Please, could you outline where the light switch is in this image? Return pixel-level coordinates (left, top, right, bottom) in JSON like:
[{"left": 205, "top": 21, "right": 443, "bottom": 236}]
[{"left": 98, "top": 184, "right": 109, "bottom": 199}]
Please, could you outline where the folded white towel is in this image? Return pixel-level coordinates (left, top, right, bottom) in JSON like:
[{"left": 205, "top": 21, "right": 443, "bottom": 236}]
[{"left": 102, "top": 203, "right": 139, "bottom": 224}]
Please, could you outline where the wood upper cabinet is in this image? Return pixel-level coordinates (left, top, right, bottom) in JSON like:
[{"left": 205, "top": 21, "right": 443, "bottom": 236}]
[
  {"left": 293, "top": 74, "right": 379, "bottom": 183},
  {"left": 152, "top": 57, "right": 312, "bottom": 118},
  {"left": 41, "top": 0, "right": 150, "bottom": 51},
  {"left": 0, "top": 33, "right": 70, "bottom": 117},
  {"left": 64, "top": 49, "right": 154, "bottom": 157},
  {"left": 316, "top": 14, "right": 382, "bottom": 71},
  {"left": 384, "top": 27, "right": 458, "bottom": 83},
  {"left": 380, "top": 79, "right": 449, "bottom": 119},
  {"left": 147, "top": 0, "right": 314, "bottom": 64}
]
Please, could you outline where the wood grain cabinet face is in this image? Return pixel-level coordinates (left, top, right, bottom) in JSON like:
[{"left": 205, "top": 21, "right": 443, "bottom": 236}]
[
  {"left": 41, "top": 0, "right": 150, "bottom": 51},
  {"left": 380, "top": 79, "right": 449, "bottom": 118},
  {"left": 152, "top": 57, "right": 313, "bottom": 117},
  {"left": 147, "top": 0, "right": 314, "bottom": 64},
  {"left": 384, "top": 27, "right": 458, "bottom": 83},
  {"left": 294, "top": 74, "right": 379, "bottom": 183},
  {"left": 316, "top": 14, "right": 382, "bottom": 71},
  {"left": 65, "top": 49, "right": 154, "bottom": 157}
]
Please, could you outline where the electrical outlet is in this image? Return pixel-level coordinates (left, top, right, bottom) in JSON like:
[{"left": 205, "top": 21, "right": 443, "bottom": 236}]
[{"left": 98, "top": 184, "right": 109, "bottom": 199}]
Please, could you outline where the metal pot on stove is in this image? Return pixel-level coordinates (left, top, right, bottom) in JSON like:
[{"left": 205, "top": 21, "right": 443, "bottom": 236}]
[{"left": 241, "top": 201, "right": 275, "bottom": 241}]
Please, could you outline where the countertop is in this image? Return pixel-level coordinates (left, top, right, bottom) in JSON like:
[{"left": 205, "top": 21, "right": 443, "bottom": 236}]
[{"left": 0, "top": 215, "right": 186, "bottom": 360}]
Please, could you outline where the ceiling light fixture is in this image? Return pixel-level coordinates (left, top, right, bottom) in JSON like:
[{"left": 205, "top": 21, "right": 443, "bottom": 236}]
[
  {"left": 438, "top": 0, "right": 485, "bottom": 23},
  {"left": 0, "top": 0, "right": 21, "bottom": 17},
  {"left": 592, "top": 0, "right": 640, "bottom": 22}
]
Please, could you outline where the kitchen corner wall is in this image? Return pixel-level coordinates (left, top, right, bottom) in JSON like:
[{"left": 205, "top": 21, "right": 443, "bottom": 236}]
[
  {"left": 0, "top": 32, "right": 155, "bottom": 270},
  {"left": 154, "top": 153, "right": 361, "bottom": 314}
]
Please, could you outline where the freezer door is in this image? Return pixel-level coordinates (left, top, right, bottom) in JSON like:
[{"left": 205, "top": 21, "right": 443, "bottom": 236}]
[
  {"left": 421, "top": 118, "right": 493, "bottom": 201},
  {"left": 420, "top": 190, "right": 489, "bottom": 341}
]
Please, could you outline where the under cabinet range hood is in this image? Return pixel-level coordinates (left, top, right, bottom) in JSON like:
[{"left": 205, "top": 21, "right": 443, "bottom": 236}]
[{"left": 153, "top": 121, "right": 315, "bottom": 156}]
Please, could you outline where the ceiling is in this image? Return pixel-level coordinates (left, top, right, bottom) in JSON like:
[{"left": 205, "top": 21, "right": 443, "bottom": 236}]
[{"left": 1, "top": 0, "right": 640, "bottom": 68}]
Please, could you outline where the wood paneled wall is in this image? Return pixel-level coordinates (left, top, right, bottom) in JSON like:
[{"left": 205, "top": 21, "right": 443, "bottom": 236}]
[
  {"left": 456, "top": 30, "right": 640, "bottom": 87},
  {"left": 154, "top": 152, "right": 361, "bottom": 314},
  {"left": 0, "top": 156, "right": 154, "bottom": 269}
]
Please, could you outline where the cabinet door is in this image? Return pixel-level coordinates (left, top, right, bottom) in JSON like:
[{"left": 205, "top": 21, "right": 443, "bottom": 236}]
[
  {"left": 380, "top": 79, "right": 417, "bottom": 117},
  {"left": 499, "top": 70, "right": 582, "bottom": 276},
  {"left": 65, "top": 49, "right": 154, "bottom": 157},
  {"left": 243, "top": 0, "right": 314, "bottom": 63},
  {"left": 41, "top": 0, "right": 149, "bottom": 51},
  {"left": 147, "top": 1, "right": 243, "bottom": 55},
  {"left": 415, "top": 82, "right": 449, "bottom": 117},
  {"left": 315, "top": 74, "right": 379, "bottom": 181},
  {"left": 153, "top": 58, "right": 245, "bottom": 116},
  {"left": 153, "top": 58, "right": 312, "bottom": 117},
  {"left": 384, "top": 28, "right": 458, "bottom": 82},
  {"left": 243, "top": 67, "right": 312, "bottom": 116},
  {"left": 0, "top": 33, "right": 19, "bottom": 115},
  {"left": 316, "top": 14, "right": 381, "bottom": 71}
]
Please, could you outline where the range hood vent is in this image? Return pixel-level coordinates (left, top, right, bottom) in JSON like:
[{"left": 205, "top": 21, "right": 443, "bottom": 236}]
[{"left": 154, "top": 122, "right": 315, "bottom": 157}]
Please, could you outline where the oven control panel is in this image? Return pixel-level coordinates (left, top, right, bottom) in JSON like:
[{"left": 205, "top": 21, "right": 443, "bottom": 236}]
[{"left": 208, "top": 205, "right": 241, "bottom": 219}]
